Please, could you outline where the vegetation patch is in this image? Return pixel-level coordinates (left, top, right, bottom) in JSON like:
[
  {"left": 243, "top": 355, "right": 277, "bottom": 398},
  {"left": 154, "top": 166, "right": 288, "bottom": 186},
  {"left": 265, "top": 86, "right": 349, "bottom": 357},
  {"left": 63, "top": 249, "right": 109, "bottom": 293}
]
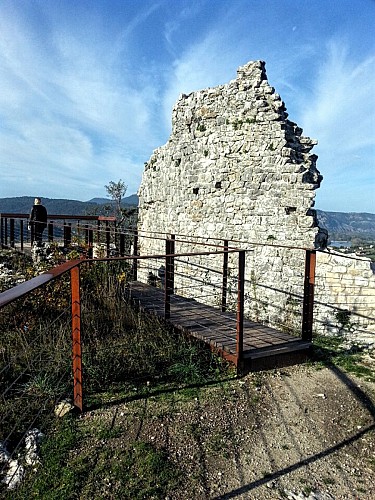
[
  {"left": 312, "top": 334, "right": 375, "bottom": 382},
  {"left": 10, "top": 415, "right": 181, "bottom": 500}
]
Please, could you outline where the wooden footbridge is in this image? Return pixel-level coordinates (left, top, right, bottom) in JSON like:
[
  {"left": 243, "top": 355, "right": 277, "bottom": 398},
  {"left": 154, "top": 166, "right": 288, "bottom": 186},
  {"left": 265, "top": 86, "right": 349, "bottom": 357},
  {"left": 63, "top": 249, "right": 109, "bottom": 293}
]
[{"left": 127, "top": 281, "right": 312, "bottom": 373}]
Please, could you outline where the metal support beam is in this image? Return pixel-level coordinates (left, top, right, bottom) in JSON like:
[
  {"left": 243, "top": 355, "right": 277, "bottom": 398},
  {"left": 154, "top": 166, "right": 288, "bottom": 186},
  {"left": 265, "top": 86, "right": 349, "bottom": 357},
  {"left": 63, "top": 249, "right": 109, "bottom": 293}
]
[
  {"left": 236, "top": 250, "right": 245, "bottom": 364},
  {"left": 48, "top": 221, "right": 54, "bottom": 242},
  {"left": 164, "top": 237, "right": 175, "bottom": 320},
  {"left": 133, "top": 230, "right": 138, "bottom": 281},
  {"left": 302, "top": 249, "right": 316, "bottom": 341},
  {"left": 222, "top": 240, "right": 229, "bottom": 312},
  {"left": 10, "top": 219, "right": 15, "bottom": 248},
  {"left": 71, "top": 266, "right": 83, "bottom": 412},
  {"left": 119, "top": 233, "right": 125, "bottom": 256},
  {"left": 20, "top": 220, "right": 24, "bottom": 251},
  {"left": 106, "top": 221, "right": 110, "bottom": 257}
]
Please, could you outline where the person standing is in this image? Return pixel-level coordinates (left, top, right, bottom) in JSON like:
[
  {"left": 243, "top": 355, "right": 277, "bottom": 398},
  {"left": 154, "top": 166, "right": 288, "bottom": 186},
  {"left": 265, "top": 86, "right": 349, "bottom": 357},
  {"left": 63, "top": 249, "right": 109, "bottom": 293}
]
[{"left": 29, "top": 197, "right": 47, "bottom": 245}]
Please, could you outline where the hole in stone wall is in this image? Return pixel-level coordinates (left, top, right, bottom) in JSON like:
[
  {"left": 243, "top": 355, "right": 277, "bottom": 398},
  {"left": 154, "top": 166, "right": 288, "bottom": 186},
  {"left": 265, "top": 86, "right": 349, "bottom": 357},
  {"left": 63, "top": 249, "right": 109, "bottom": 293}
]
[
  {"left": 285, "top": 206, "right": 297, "bottom": 215},
  {"left": 193, "top": 188, "right": 199, "bottom": 195},
  {"left": 215, "top": 181, "right": 222, "bottom": 189}
]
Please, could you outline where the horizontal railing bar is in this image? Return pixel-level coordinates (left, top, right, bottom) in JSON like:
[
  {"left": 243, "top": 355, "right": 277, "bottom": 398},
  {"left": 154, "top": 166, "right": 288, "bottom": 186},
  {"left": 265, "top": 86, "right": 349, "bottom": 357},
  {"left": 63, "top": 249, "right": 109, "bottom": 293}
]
[
  {"left": 0, "top": 213, "right": 116, "bottom": 221},
  {"left": 0, "top": 259, "right": 81, "bottom": 308},
  {"left": 136, "top": 228, "right": 314, "bottom": 252},
  {"left": 91, "top": 249, "right": 244, "bottom": 263},
  {"left": 0, "top": 250, "right": 244, "bottom": 309}
]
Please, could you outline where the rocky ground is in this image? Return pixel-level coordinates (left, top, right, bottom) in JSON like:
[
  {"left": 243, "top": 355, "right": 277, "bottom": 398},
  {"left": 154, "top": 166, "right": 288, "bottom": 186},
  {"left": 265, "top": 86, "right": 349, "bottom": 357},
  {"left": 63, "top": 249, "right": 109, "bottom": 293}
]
[{"left": 78, "top": 363, "right": 374, "bottom": 499}]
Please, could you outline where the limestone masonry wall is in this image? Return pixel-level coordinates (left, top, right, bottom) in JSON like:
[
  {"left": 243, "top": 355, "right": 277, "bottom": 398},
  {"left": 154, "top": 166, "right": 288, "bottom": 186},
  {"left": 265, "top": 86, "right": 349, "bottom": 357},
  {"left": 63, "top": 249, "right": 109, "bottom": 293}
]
[
  {"left": 315, "top": 251, "right": 375, "bottom": 345},
  {"left": 138, "top": 60, "right": 374, "bottom": 346}
]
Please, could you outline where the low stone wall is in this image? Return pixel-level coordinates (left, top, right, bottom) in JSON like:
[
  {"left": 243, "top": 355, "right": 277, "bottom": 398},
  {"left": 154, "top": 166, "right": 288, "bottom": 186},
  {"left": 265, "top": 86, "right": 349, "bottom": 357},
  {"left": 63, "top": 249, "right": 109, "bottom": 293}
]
[{"left": 315, "top": 251, "right": 375, "bottom": 347}]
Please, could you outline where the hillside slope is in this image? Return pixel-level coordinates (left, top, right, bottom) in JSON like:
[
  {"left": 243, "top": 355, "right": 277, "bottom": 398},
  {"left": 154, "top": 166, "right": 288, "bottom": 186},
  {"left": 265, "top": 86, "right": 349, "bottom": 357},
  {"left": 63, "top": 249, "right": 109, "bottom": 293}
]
[
  {"left": 0, "top": 195, "right": 138, "bottom": 216},
  {"left": 316, "top": 210, "right": 375, "bottom": 240}
]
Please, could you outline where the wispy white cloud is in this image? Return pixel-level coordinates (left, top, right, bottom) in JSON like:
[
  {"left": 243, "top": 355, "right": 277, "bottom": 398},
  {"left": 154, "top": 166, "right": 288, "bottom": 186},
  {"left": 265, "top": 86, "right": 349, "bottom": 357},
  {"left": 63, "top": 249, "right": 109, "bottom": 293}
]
[
  {"left": 298, "top": 38, "right": 375, "bottom": 211},
  {"left": 0, "top": 0, "right": 374, "bottom": 211},
  {"left": 302, "top": 39, "right": 375, "bottom": 154},
  {"left": 0, "top": 3, "right": 162, "bottom": 199}
]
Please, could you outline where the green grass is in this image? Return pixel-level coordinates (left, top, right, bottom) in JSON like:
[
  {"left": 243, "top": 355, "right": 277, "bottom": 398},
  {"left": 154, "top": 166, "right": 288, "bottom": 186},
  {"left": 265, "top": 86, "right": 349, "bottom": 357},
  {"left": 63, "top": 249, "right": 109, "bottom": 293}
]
[
  {"left": 11, "top": 416, "right": 181, "bottom": 500},
  {"left": 312, "top": 334, "right": 375, "bottom": 382},
  {"left": 1, "top": 258, "right": 235, "bottom": 498}
]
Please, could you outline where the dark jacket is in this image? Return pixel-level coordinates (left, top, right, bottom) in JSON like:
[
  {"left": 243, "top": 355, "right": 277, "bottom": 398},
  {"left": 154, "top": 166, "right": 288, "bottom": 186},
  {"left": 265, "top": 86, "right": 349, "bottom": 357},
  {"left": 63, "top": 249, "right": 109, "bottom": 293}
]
[{"left": 29, "top": 205, "right": 47, "bottom": 226}]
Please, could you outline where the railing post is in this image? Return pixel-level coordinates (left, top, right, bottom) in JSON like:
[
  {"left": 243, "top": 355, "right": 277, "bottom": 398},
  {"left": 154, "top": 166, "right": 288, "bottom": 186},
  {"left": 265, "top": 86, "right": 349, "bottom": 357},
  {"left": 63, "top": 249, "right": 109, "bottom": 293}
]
[
  {"left": 4, "top": 217, "right": 8, "bottom": 246},
  {"left": 84, "top": 224, "right": 89, "bottom": 245},
  {"left": 88, "top": 227, "right": 93, "bottom": 258},
  {"left": 0, "top": 216, "right": 3, "bottom": 248},
  {"left": 302, "top": 249, "right": 316, "bottom": 341},
  {"left": 48, "top": 221, "right": 54, "bottom": 242},
  {"left": 164, "top": 237, "right": 174, "bottom": 320},
  {"left": 236, "top": 250, "right": 245, "bottom": 364},
  {"left": 169, "top": 234, "right": 175, "bottom": 293},
  {"left": 97, "top": 220, "right": 101, "bottom": 243},
  {"left": 119, "top": 232, "right": 125, "bottom": 257},
  {"left": 106, "top": 220, "right": 110, "bottom": 257},
  {"left": 71, "top": 265, "right": 83, "bottom": 412},
  {"left": 10, "top": 218, "right": 15, "bottom": 248},
  {"left": 63, "top": 221, "right": 67, "bottom": 247},
  {"left": 64, "top": 222, "right": 72, "bottom": 247},
  {"left": 133, "top": 230, "right": 138, "bottom": 281},
  {"left": 20, "top": 220, "right": 24, "bottom": 251},
  {"left": 222, "top": 240, "right": 229, "bottom": 312}
]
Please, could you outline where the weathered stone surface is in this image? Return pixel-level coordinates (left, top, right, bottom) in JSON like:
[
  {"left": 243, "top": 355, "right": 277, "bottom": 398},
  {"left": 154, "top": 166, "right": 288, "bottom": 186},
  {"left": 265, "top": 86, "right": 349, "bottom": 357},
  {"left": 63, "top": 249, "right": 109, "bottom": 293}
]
[
  {"left": 137, "top": 60, "right": 374, "bottom": 345},
  {"left": 315, "top": 251, "right": 375, "bottom": 346}
]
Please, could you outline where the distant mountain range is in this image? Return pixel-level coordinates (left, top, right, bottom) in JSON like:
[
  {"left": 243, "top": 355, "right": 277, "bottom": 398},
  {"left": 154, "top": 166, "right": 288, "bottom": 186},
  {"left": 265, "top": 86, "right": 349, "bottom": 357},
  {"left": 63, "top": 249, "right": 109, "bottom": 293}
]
[
  {"left": 316, "top": 210, "right": 375, "bottom": 241},
  {"left": 88, "top": 194, "right": 139, "bottom": 206},
  {"left": 0, "top": 197, "right": 374, "bottom": 240},
  {"left": 0, "top": 195, "right": 138, "bottom": 216}
]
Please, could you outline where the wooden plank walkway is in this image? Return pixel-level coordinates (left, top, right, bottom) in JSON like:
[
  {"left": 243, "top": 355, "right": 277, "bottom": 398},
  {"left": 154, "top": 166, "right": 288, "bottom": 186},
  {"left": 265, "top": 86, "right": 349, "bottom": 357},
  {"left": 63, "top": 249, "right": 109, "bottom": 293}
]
[{"left": 127, "top": 282, "right": 311, "bottom": 372}]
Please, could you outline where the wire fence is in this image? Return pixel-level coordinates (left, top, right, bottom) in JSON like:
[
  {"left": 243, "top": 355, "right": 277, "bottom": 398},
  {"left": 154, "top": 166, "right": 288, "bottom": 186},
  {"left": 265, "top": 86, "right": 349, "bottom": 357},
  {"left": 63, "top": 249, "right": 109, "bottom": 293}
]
[
  {"left": 0, "top": 273, "right": 74, "bottom": 490},
  {"left": 0, "top": 247, "right": 247, "bottom": 492},
  {"left": 136, "top": 231, "right": 375, "bottom": 345},
  {"left": 2, "top": 213, "right": 373, "bottom": 341},
  {"left": 2, "top": 229, "right": 373, "bottom": 492}
]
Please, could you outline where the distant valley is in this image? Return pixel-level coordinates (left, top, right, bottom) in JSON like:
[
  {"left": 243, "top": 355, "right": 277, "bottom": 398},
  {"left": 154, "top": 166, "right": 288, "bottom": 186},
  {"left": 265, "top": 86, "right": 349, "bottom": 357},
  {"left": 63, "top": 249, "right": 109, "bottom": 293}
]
[{"left": 0, "top": 197, "right": 374, "bottom": 241}]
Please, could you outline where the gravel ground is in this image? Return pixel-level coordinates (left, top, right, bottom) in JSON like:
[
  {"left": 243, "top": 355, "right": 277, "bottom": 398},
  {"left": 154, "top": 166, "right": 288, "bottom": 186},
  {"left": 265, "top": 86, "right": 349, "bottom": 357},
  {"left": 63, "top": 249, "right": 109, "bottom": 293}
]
[{"left": 81, "top": 363, "right": 375, "bottom": 499}]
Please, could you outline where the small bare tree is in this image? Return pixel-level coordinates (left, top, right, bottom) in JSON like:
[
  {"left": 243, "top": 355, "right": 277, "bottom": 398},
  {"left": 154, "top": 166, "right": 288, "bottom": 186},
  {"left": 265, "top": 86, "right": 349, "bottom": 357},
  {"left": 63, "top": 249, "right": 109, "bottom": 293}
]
[{"left": 105, "top": 179, "right": 127, "bottom": 221}]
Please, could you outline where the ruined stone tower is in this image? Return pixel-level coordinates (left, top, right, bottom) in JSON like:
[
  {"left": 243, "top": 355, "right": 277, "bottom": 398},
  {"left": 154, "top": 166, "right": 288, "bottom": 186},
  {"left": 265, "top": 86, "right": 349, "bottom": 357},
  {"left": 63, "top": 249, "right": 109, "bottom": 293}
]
[
  {"left": 139, "top": 61, "right": 321, "bottom": 246},
  {"left": 137, "top": 61, "right": 323, "bottom": 329}
]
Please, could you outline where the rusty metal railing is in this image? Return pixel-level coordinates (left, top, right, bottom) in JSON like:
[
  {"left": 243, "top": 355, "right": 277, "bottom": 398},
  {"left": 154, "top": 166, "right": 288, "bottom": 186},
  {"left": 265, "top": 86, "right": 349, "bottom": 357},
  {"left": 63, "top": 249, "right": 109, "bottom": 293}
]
[
  {"left": 0, "top": 213, "right": 117, "bottom": 254},
  {"left": 0, "top": 243, "right": 316, "bottom": 410},
  {"left": 0, "top": 235, "right": 318, "bottom": 493}
]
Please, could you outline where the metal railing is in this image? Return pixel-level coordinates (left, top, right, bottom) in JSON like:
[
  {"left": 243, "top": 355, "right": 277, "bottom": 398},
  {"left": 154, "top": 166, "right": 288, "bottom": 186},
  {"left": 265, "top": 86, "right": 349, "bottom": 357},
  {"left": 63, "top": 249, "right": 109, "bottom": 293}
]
[
  {"left": 0, "top": 242, "right": 316, "bottom": 407},
  {"left": 0, "top": 213, "right": 119, "bottom": 254},
  {"left": 0, "top": 234, "right": 318, "bottom": 491}
]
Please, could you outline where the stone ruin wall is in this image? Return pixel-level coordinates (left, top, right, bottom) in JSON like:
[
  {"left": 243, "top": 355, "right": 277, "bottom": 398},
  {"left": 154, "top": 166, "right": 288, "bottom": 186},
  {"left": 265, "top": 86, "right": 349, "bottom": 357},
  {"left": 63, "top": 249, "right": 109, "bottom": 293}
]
[
  {"left": 315, "top": 251, "right": 375, "bottom": 346},
  {"left": 138, "top": 60, "right": 375, "bottom": 346}
]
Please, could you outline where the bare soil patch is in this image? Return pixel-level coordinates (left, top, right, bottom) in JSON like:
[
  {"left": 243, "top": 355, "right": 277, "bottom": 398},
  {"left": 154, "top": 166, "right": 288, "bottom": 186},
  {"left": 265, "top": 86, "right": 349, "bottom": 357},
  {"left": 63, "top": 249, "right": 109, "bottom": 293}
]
[{"left": 77, "top": 363, "right": 374, "bottom": 499}]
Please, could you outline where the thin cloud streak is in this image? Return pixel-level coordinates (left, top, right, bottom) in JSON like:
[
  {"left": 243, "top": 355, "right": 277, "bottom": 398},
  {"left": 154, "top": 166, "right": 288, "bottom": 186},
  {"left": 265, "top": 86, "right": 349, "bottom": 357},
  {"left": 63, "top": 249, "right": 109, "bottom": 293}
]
[
  {"left": 0, "top": 0, "right": 374, "bottom": 212},
  {"left": 299, "top": 39, "right": 375, "bottom": 210},
  {"left": 0, "top": 5, "right": 161, "bottom": 199}
]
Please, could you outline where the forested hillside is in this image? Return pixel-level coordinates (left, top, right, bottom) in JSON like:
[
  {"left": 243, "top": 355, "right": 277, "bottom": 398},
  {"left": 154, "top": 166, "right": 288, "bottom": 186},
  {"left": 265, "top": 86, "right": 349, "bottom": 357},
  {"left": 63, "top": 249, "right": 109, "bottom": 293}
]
[
  {"left": 316, "top": 210, "right": 375, "bottom": 241},
  {"left": 0, "top": 195, "right": 138, "bottom": 216}
]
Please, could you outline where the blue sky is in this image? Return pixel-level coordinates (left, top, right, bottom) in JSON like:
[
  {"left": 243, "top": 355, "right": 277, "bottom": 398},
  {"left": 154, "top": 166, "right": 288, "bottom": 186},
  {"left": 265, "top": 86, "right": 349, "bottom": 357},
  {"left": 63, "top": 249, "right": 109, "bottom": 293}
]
[{"left": 0, "top": 0, "right": 374, "bottom": 213}]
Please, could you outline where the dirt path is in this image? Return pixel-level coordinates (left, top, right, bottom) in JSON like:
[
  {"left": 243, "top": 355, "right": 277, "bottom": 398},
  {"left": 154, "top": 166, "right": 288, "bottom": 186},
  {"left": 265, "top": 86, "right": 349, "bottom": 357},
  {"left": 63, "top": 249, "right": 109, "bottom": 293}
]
[
  {"left": 81, "top": 364, "right": 375, "bottom": 499},
  {"left": 212, "top": 365, "right": 375, "bottom": 499}
]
